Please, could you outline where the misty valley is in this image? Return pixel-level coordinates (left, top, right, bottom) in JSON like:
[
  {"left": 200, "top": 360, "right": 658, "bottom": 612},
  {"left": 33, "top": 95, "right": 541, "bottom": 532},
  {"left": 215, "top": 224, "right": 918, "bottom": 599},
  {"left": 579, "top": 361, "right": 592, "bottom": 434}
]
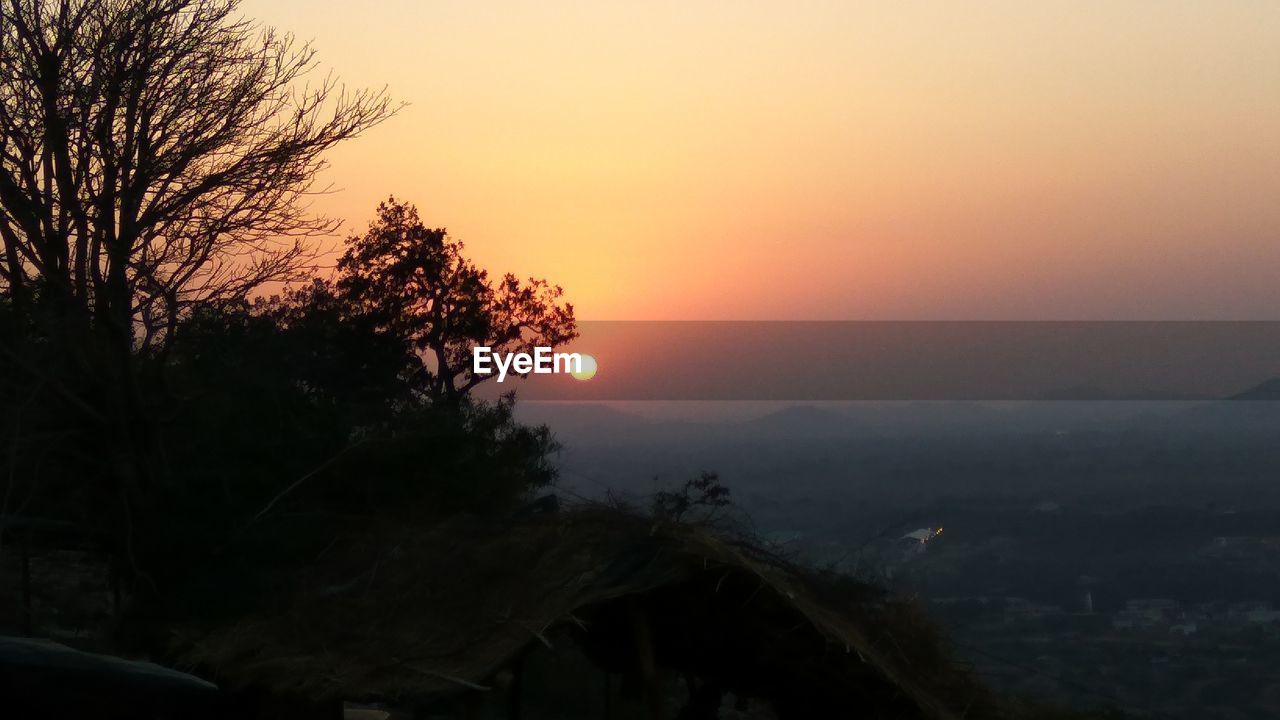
[{"left": 523, "top": 400, "right": 1280, "bottom": 719}]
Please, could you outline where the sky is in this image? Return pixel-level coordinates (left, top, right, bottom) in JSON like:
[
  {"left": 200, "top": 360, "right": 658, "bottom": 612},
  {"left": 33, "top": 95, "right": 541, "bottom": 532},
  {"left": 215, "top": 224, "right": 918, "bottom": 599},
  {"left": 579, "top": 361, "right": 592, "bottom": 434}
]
[{"left": 241, "top": 0, "right": 1280, "bottom": 320}]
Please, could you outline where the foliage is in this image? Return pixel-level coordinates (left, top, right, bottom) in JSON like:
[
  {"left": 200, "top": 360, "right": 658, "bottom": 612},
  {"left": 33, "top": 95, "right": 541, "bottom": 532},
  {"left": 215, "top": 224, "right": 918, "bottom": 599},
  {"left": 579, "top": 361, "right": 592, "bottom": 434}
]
[
  {"left": 652, "top": 471, "right": 732, "bottom": 523},
  {"left": 0, "top": 294, "right": 113, "bottom": 539},
  {"left": 0, "top": 0, "right": 567, "bottom": 663},
  {"left": 0, "top": 0, "right": 394, "bottom": 589},
  {"left": 335, "top": 198, "right": 577, "bottom": 404},
  {"left": 133, "top": 282, "right": 562, "bottom": 613}
]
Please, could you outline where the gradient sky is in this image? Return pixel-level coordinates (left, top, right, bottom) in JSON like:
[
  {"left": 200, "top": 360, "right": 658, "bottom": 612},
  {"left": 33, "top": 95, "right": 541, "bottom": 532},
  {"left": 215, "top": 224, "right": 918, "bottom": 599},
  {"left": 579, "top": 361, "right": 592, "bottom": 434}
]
[{"left": 242, "top": 0, "right": 1279, "bottom": 320}]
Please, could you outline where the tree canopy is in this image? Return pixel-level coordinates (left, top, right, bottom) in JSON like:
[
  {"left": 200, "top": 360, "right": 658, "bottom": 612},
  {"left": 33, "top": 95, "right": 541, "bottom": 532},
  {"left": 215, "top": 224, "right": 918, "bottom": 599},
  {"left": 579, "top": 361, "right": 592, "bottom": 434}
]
[
  {"left": 335, "top": 198, "right": 577, "bottom": 404},
  {"left": 0, "top": 0, "right": 576, "bottom": 633}
]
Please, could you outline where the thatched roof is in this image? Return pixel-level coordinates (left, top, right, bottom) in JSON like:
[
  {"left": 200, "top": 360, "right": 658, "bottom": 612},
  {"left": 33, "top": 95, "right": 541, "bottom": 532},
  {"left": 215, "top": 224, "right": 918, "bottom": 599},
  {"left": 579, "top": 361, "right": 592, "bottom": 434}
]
[{"left": 176, "top": 507, "right": 1007, "bottom": 719}]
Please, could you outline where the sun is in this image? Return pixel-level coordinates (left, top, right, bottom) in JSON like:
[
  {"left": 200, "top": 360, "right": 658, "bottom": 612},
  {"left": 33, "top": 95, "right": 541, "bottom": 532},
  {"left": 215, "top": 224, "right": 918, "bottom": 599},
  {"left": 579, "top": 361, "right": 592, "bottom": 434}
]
[{"left": 570, "top": 354, "right": 598, "bottom": 382}]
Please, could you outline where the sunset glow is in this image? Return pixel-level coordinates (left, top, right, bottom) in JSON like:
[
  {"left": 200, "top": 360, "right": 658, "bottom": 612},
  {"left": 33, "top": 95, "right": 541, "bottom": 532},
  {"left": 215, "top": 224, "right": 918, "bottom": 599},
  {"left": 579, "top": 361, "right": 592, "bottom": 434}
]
[{"left": 243, "top": 0, "right": 1280, "bottom": 320}]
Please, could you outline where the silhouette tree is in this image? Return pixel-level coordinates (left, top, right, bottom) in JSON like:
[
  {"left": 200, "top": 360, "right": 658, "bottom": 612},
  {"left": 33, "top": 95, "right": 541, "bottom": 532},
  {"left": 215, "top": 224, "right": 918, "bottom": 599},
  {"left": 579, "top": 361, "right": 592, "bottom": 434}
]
[
  {"left": 0, "top": 0, "right": 392, "bottom": 583},
  {"left": 0, "top": 1, "right": 570, "bottom": 642},
  {"left": 335, "top": 198, "right": 577, "bottom": 404},
  {"left": 145, "top": 292, "right": 561, "bottom": 623},
  {"left": 0, "top": 0, "right": 393, "bottom": 346}
]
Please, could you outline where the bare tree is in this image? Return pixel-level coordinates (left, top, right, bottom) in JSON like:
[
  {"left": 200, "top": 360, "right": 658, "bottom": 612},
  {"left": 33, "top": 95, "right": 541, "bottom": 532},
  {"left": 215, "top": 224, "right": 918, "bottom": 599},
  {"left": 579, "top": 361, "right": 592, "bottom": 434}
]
[
  {"left": 0, "top": 0, "right": 395, "bottom": 351},
  {"left": 0, "top": 0, "right": 395, "bottom": 568}
]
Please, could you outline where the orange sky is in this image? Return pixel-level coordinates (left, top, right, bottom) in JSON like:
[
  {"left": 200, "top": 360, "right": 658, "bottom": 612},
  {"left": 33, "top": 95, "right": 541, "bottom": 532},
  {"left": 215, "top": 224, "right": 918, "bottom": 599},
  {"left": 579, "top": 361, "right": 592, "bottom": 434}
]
[{"left": 242, "top": 0, "right": 1280, "bottom": 320}]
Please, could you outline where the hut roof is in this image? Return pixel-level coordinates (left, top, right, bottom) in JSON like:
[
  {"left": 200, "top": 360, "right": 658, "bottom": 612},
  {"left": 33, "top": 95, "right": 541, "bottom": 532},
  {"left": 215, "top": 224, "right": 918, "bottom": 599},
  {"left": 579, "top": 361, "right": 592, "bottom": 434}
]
[{"left": 176, "top": 507, "right": 1004, "bottom": 719}]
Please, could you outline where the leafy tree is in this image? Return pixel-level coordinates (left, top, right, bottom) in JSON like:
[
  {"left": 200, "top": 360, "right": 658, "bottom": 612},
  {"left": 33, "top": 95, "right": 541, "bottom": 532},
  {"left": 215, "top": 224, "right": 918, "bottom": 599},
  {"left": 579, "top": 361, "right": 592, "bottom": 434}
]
[
  {"left": 653, "top": 471, "right": 732, "bottom": 524},
  {"left": 335, "top": 198, "right": 578, "bottom": 404},
  {"left": 149, "top": 292, "right": 561, "bottom": 622}
]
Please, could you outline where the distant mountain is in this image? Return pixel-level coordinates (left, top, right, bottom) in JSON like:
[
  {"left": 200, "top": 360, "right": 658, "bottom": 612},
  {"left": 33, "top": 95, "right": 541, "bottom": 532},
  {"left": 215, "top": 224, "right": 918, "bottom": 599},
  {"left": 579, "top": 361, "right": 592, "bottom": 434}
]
[
  {"left": 1035, "top": 385, "right": 1119, "bottom": 401},
  {"left": 736, "top": 405, "right": 866, "bottom": 439},
  {"left": 842, "top": 402, "right": 1013, "bottom": 435},
  {"left": 521, "top": 400, "right": 1182, "bottom": 445},
  {"left": 1150, "top": 379, "right": 1280, "bottom": 436},
  {"left": 1036, "top": 386, "right": 1210, "bottom": 401},
  {"left": 520, "top": 394, "right": 1280, "bottom": 448},
  {"left": 515, "top": 402, "right": 655, "bottom": 437},
  {"left": 1228, "top": 378, "right": 1280, "bottom": 401}
]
